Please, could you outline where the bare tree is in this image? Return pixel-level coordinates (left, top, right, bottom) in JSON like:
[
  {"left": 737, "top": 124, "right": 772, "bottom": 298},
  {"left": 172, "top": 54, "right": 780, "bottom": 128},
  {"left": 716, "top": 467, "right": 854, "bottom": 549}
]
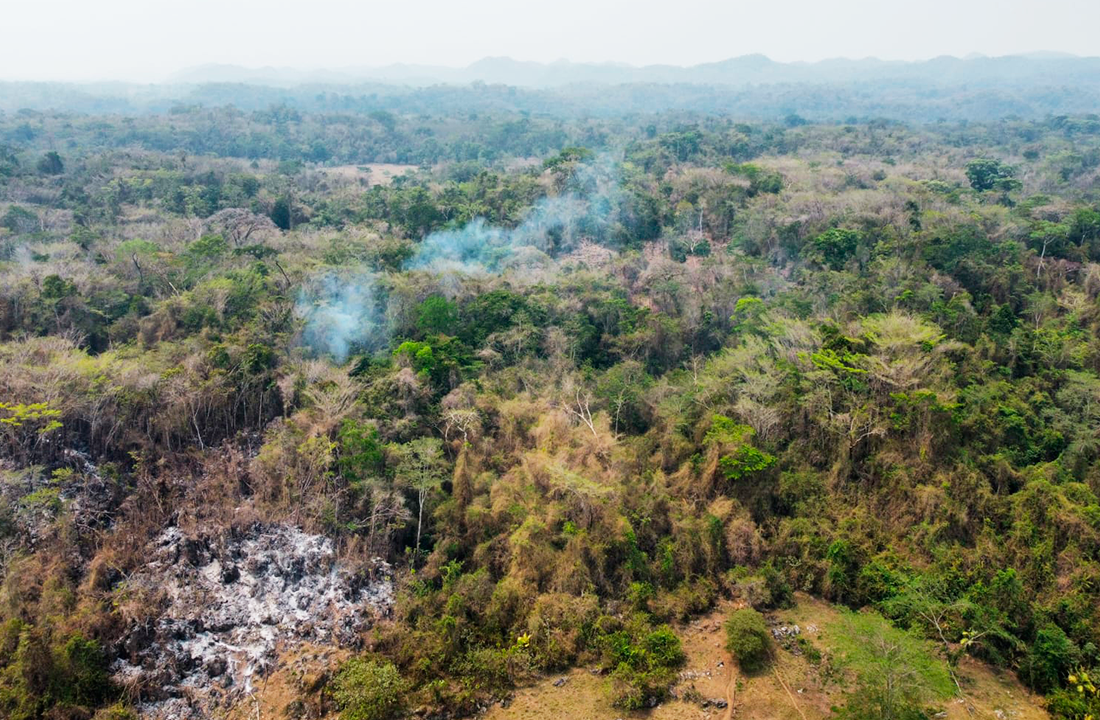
[{"left": 206, "top": 208, "right": 278, "bottom": 247}]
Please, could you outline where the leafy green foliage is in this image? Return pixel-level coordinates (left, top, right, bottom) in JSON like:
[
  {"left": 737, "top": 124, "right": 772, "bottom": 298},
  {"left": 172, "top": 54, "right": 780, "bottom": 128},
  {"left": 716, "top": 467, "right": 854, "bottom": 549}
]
[
  {"left": 830, "top": 610, "right": 953, "bottom": 720},
  {"left": 36, "top": 151, "right": 64, "bottom": 176},
  {"left": 601, "top": 621, "right": 685, "bottom": 709},
  {"left": 1021, "top": 625, "right": 1082, "bottom": 694},
  {"left": 0, "top": 628, "right": 115, "bottom": 720},
  {"left": 806, "top": 227, "right": 861, "bottom": 270},
  {"left": 332, "top": 659, "right": 407, "bottom": 720},
  {"left": 965, "top": 158, "right": 1019, "bottom": 192},
  {"left": 725, "top": 608, "right": 771, "bottom": 672}
]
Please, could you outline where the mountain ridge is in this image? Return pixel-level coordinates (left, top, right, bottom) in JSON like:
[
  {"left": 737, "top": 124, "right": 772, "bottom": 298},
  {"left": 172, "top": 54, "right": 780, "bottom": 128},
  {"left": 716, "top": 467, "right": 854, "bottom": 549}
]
[{"left": 165, "top": 52, "right": 1098, "bottom": 88}]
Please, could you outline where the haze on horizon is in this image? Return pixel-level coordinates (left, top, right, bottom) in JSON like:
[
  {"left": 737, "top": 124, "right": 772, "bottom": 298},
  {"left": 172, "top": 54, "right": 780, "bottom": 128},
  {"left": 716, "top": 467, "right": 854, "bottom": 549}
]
[{"left": 3, "top": 0, "right": 1099, "bottom": 83}]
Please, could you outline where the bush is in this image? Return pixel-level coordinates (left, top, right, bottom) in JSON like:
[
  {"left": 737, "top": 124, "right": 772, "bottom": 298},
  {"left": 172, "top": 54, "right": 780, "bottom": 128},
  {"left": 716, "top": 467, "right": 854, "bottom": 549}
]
[
  {"left": 525, "top": 593, "right": 600, "bottom": 671},
  {"left": 643, "top": 626, "right": 685, "bottom": 668},
  {"left": 1046, "top": 669, "right": 1100, "bottom": 719},
  {"left": 92, "top": 704, "right": 138, "bottom": 720},
  {"left": 332, "top": 659, "right": 406, "bottom": 720},
  {"left": 725, "top": 608, "right": 771, "bottom": 672},
  {"left": 1021, "top": 625, "right": 1081, "bottom": 694},
  {"left": 599, "top": 620, "right": 685, "bottom": 709}
]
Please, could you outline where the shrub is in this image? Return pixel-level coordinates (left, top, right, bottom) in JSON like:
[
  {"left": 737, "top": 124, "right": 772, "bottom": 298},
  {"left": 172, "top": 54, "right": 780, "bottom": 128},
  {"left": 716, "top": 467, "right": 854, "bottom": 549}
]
[
  {"left": 643, "top": 626, "right": 685, "bottom": 668},
  {"left": 600, "top": 619, "right": 685, "bottom": 709},
  {"left": 760, "top": 562, "right": 793, "bottom": 609},
  {"left": 1046, "top": 669, "right": 1100, "bottom": 719},
  {"left": 453, "top": 647, "right": 511, "bottom": 693},
  {"left": 725, "top": 608, "right": 771, "bottom": 672},
  {"left": 332, "top": 658, "right": 406, "bottom": 720},
  {"left": 92, "top": 704, "right": 138, "bottom": 720},
  {"left": 525, "top": 593, "right": 599, "bottom": 671},
  {"left": 1020, "top": 625, "right": 1081, "bottom": 694},
  {"left": 806, "top": 227, "right": 861, "bottom": 270},
  {"left": 0, "top": 630, "right": 113, "bottom": 720}
]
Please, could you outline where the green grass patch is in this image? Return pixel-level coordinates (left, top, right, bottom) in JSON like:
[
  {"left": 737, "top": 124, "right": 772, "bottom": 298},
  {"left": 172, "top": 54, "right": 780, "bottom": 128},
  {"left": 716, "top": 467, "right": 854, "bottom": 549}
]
[{"left": 825, "top": 609, "right": 954, "bottom": 718}]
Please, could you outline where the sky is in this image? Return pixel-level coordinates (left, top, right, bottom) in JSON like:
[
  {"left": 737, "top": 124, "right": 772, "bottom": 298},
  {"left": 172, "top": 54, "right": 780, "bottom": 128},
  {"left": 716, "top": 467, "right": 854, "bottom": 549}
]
[{"left": 2, "top": 0, "right": 1098, "bottom": 82}]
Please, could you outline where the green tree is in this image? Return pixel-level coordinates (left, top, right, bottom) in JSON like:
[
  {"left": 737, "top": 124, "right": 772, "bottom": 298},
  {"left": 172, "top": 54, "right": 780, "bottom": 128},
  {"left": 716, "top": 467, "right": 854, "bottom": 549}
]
[
  {"left": 2, "top": 206, "right": 39, "bottom": 234},
  {"left": 416, "top": 295, "right": 458, "bottom": 336},
  {"left": 393, "top": 437, "right": 447, "bottom": 560},
  {"left": 833, "top": 612, "right": 954, "bottom": 720},
  {"left": 806, "top": 227, "right": 861, "bottom": 270},
  {"left": 270, "top": 196, "right": 292, "bottom": 230},
  {"left": 965, "top": 158, "right": 1019, "bottom": 193},
  {"left": 725, "top": 608, "right": 771, "bottom": 672}
]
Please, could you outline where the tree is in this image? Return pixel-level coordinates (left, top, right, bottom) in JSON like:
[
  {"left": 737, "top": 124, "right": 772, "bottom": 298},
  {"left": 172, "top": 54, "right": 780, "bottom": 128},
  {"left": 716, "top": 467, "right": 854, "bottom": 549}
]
[
  {"left": 705, "top": 415, "right": 776, "bottom": 485},
  {"left": 834, "top": 612, "right": 954, "bottom": 720},
  {"left": 2, "top": 206, "right": 39, "bottom": 235},
  {"left": 270, "top": 196, "right": 292, "bottom": 230},
  {"left": 415, "top": 295, "right": 458, "bottom": 336},
  {"left": 37, "top": 151, "right": 64, "bottom": 175},
  {"left": 880, "top": 575, "right": 976, "bottom": 693},
  {"left": 595, "top": 360, "right": 651, "bottom": 435},
  {"left": 1020, "top": 625, "right": 1081, "bottom": 694},
  {"left": 206, "top": 208, "right": 277, "bottom": 247},
  {"left": 806, "top": 227, "right": 861, "bottom": 270},
  {"left": 393, "top": 437, "right": 446, "bottom": 560},
  {"left": 725, "top": 608, "right": 772, "bottom": 672},
  {"left": 965, "top": 158, "right": 1020, "bottom": 193}
]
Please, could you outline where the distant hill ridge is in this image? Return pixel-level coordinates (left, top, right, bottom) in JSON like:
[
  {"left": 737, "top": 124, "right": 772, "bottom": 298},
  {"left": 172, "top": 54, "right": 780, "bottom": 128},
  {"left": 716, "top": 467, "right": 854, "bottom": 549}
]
[{"left": 167, "top": 53, "right": 1100, "bottom": 88}]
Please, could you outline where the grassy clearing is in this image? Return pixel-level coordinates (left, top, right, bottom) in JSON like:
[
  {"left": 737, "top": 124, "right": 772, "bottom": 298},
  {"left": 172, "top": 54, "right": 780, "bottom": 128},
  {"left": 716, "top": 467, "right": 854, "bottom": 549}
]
[{"left": 480, "top": 596, "right": 1048, "bottom": 720}]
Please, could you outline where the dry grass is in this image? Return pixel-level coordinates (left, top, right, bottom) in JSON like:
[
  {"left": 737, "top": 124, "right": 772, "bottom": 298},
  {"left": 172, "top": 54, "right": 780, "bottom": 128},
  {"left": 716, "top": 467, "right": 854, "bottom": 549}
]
[
  {"left": 224, "top": 642, "right": 351, "bottom": 720},
  {"left": 319, "top": 163, "right": 420, "bottom": 187}
]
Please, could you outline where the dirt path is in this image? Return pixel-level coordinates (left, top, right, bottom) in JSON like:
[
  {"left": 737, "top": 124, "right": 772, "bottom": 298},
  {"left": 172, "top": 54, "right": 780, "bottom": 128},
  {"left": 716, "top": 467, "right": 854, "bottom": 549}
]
[
  {"left": 772, "top": 666, "right": 809, "bottom": 720},
  {"left": 722, "top": 654, "right": 735, "bottom": 720}
]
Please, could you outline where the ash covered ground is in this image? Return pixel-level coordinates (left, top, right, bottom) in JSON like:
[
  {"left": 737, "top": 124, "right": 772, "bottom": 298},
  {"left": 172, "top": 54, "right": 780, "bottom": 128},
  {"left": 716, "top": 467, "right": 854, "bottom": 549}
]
[{"left": 112, "top": 523, "right": 393, "bottom": 719}]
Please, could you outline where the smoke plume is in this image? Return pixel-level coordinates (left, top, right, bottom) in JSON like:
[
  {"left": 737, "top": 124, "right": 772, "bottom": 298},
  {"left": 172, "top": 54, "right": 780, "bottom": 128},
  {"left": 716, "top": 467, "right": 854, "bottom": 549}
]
[{"left": 297, "top": 154, "right": 620, "bottom": 359}]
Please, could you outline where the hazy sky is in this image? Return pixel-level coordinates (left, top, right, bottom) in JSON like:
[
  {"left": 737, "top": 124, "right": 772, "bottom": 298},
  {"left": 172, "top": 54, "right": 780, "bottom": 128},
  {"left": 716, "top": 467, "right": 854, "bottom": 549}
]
[{"left": 3, "top": 0, "right": 1098, "bottom": 82}]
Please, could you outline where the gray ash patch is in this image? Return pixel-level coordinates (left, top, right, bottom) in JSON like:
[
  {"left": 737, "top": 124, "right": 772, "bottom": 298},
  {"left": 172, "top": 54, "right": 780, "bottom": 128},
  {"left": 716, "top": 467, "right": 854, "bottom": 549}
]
[
  {"left": 112, "top": 523, "right": 393, "bottom": 719},
  {"left": 0, "top": 450, "right": 120, "bottom": 566}
]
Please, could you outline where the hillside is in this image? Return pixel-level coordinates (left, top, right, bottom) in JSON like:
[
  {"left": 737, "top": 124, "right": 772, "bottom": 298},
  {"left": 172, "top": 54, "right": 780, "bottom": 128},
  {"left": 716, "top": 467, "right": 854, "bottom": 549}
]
[{"left": 4, "top": 102, "right": 1100, "bottom": 720}]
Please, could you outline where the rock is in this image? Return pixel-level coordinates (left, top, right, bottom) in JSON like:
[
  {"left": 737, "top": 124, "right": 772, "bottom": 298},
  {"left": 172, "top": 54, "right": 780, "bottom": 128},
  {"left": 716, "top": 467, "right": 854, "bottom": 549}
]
[
  {"left": 553, "top": 677, "right": 568, "bottom": 687},
  {"left": 712, "top": 698, "right": 728, "bottom": 709},
  {"left": 771, "top": 624, "right": 801, "bottom": 640}
]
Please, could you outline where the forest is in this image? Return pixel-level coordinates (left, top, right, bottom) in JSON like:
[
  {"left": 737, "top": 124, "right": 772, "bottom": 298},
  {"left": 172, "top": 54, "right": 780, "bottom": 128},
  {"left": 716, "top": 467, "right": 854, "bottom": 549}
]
[{"left": 3, "top": 89, "right": 1100, "bottom": 720}]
